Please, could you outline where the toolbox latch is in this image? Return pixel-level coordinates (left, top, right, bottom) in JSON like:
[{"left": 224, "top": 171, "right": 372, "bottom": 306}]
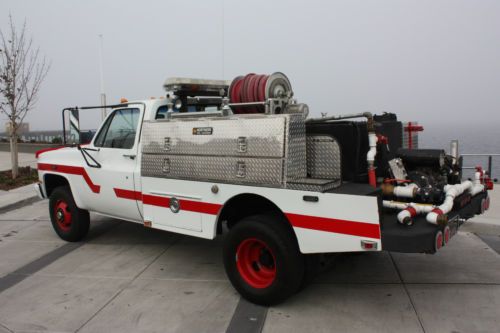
[
  {"left": 236, "top": 161, "right": 246, "bottom": 178},
  {"left": 237, "top": 137, "right": 247, "bottom": 153},
  {"left": 164, "top": 137, "right": 171, "bottom": 151},
  {"left": 162, "top": 158, "right": 171, "bottom": 173}
]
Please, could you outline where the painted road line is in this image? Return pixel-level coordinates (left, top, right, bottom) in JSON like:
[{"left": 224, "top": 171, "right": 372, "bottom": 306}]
[
  {"left": 0, "top": 222, "right": 119, "bottom": 293},
  {"left": 0, "top": 242, "right": 83, "bottom": 293},
  {"left": 226, "top": 298, "right": 268, "bottom": 333},
  {"left": 0, "top": 196, "right": 41, "bottom": 215},
  {"left": 477, "top": 234, "right": 500, "bottom": 255}
]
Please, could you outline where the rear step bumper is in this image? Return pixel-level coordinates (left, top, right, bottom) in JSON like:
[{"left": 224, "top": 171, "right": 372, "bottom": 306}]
[{"left": 380, "top": 191, "right": 488, "bottom": 253}]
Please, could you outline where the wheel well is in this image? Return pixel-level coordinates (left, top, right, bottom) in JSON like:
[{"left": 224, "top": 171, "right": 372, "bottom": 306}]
[
  {"left": 216, "top": 193, "right": 295, "bottom": 237},
  {"left": 44, "top": 174, "right": 69, "bottom": 197}
]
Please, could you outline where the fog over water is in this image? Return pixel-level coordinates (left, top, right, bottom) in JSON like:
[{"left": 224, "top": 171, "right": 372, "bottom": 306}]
[
  {"left": 1, "top": 0, "right": 500, "bottom": 160},
  {"left": 421, "top": 122, "right": 500, "bottom": 178}
]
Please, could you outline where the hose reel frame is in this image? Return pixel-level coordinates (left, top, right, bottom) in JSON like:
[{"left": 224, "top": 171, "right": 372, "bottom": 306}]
[{"left": 228, "top": 72, "right": 294, "bottom": 115}]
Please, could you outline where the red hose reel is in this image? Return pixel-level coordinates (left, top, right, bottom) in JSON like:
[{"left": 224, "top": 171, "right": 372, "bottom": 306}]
[{"left": 228, "top": 72, "right": 292, "bottom": 114}]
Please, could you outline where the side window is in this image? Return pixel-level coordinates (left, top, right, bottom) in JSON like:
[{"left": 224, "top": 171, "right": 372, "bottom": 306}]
[
  {"left": 93, "top": 113, "right": 114, "bottom": 147},
  {"left": 155, "top": 105, "right": 169, "bottom": 119},
  {"left": 94, "top": 108, "right": 140, "bottom": 149}
]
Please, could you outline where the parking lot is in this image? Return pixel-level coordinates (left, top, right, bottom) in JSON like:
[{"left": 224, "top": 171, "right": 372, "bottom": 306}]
[{"left": 0, "top": 194, "right": 499, "bottom": 333}]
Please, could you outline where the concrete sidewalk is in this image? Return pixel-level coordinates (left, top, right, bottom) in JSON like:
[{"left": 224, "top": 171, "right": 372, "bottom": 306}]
[
  {"left": 0, "top": 152, "right": 40, "bottom": 213},
  {"left": 0, "top": 197, "right": 499, "bottom": 333},
  {"left": 0, "top": 151, "right": 37, "bottom": 172},
  {"left": 0, "top": 184, "right": 40, "bottom": 214}
]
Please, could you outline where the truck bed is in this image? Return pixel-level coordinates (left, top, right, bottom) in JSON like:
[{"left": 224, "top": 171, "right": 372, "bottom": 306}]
[{"left": 326, "top": 182, "right": 378, "bottom": 196}]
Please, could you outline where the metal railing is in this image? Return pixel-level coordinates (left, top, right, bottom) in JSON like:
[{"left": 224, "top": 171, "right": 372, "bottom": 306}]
[
  {"left": 460, "top": 153, "right": 500, "bottom": 179},
  {"left": 449, "top": 140, "right": 498, "bottom": 179}
]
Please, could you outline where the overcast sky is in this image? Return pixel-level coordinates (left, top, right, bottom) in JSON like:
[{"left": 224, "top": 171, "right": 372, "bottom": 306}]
[{"left": 1, "top": 0, "right": 500, "bottom": 131}]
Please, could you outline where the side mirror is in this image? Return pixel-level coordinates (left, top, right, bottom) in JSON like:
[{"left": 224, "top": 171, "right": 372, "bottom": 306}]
[{"left": 62, "top": 108, "right": 80, "bottom": 145}]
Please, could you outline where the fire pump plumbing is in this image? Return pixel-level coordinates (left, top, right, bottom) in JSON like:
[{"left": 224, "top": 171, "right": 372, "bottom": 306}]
[{"left": 382, "top": 162, "right": 487, "bottom": 226}]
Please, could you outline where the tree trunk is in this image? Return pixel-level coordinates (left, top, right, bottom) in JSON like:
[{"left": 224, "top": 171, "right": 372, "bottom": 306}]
[{"left": 10, "top": 134, "right": 19, "bottom": 179}]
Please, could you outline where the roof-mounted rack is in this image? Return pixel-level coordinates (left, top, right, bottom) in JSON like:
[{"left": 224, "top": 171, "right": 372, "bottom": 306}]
[{"left": 163, "top": 77, "right": 231, "bottom": 97}]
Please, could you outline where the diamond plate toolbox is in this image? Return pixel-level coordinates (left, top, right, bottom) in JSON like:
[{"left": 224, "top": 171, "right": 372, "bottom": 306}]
[
  {"left": 306, "top": 135, "right": 341, "bottom": 180},
  {"left": 141, "top": 113, "right": 306, "bottom": 187}
]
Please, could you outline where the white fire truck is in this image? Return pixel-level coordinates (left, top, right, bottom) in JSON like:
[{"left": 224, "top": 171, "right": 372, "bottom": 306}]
[{"left": 35, "top": 72, "right": 492, "bottom": 304}]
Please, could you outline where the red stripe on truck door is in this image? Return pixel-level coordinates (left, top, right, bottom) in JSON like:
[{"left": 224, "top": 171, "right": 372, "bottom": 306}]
[
  {"left": 179, "top": 200, "right": 221, "bottom": 215},
  {"left": 38, "top": 163, "right": 101, "bottom": 193},
  {"left": 140, "top": 193, "right": 221, "bottom": 215},
  {"left": 142, "top": 194, "right": 170, "bottom": 207}
]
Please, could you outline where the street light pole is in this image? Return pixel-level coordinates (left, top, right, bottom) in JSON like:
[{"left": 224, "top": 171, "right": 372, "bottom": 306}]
[{"left": 98, "top": 34, "right": 107, "bottom": 120}]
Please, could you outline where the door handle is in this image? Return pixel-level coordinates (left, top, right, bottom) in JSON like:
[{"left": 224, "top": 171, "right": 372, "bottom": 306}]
[{"left": 123, "top": 154, "right": 136, "bottom": 160}]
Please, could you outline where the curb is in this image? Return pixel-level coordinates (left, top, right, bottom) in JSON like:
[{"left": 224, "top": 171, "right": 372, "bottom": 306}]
[{"left": 0, "top": 196, "right": 43, "bottom": 215}]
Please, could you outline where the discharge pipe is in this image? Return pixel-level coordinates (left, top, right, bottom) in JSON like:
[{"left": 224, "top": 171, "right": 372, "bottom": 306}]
[
  {"left": 381, "top": 183, "right": 419, "bottom": 198},
  {"left": 384, "top": 172, "right": 485, "bottom": 226},
  {"left": 307, "top": 112, "right": 378, "bottom": 187},
  {"left": 426, "top": 172, "right": 484, "bottom": 225},
  {"left": 383, "top": 200, "right": 435, "bottom": 226}
]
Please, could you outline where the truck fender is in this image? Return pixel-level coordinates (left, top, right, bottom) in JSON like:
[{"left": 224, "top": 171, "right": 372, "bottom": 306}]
[
  {"left": 215, "top": 193, "right": 298, "bottom": 243},
  {"left": 42, "top": 173, "right": 87, "bottom": 209}
]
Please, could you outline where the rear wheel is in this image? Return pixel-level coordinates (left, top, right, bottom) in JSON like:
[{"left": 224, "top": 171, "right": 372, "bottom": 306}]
[
  {"left": 223, "top": 214, "right": 304, "bottom": 305},
  {"left": 49, "top": 186, "right": 90, "bottom": 242}
]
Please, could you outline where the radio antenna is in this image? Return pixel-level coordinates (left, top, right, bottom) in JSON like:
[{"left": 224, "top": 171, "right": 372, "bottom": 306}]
[{"left": 98, "top": 34, "right": 107, "bottom": 120}]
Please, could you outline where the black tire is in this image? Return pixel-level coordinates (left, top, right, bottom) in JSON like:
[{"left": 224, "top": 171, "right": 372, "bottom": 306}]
[
  {"left": 223, "top": 214, "right": 304, "bottom": 305},
  {"left": 300, "top": 254, "right": 322, "bottom": 289},
  {"left": 49, "top": 186, "right": 90, "bottom": 242}
]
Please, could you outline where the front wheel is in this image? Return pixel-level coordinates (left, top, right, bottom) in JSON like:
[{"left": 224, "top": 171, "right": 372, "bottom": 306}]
[
  {"left": 49, "top": 186, "right": 90, "bottom": 242},
  {"left": 223, "top": 214, "right": 304, "bottom": 305}
]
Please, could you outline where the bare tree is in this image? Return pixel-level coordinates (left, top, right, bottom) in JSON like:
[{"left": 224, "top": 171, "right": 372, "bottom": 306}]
[{"left": 0, "top": 15, "right": 50, "bottom": 179}]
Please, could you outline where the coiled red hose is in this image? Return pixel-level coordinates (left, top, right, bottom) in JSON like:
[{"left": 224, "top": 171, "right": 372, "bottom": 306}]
[{"left": 229, "top": 73, "right": 269, "bottom": 114}]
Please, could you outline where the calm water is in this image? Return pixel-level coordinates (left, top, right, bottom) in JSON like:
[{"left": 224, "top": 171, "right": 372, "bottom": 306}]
[{"left": 419, "top": 123, "right": 500, "bottom": 180}]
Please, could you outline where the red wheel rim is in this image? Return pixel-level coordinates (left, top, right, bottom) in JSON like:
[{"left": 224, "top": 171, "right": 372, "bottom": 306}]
[
  {"left": 54, "top": 199, "right": 72, "bottom": 231},
  {"left": 236, "top": 238, "right": 276, "bottom": 289}
]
